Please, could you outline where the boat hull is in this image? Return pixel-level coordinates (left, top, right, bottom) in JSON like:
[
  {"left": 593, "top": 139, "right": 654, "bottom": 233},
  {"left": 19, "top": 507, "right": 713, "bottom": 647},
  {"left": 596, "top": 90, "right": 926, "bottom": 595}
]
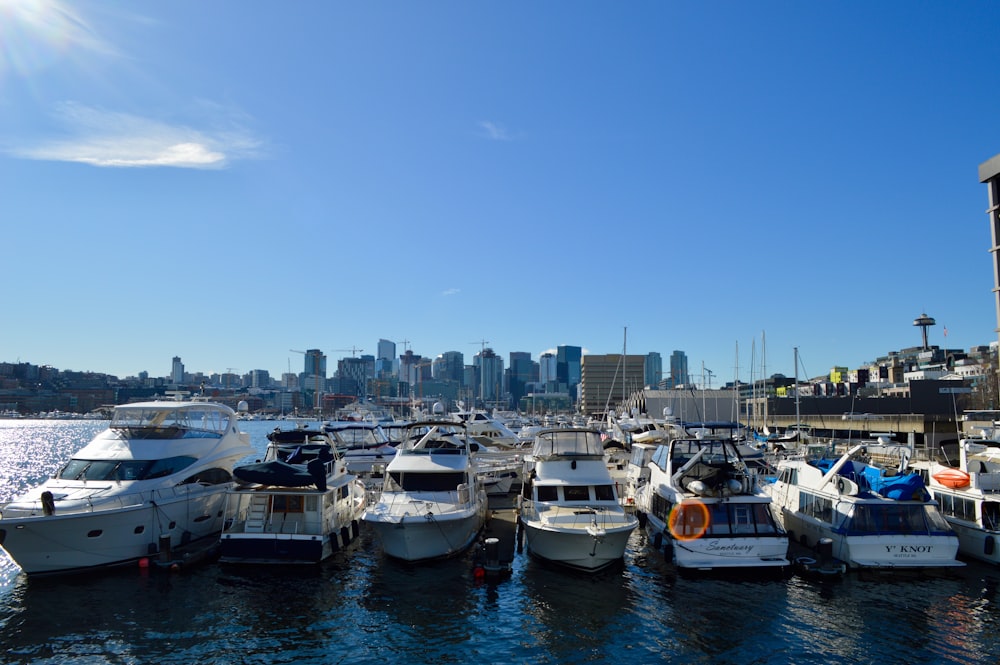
[
  {"left": 777, "top": 508, "right": 962, "bottom": 569},
  {"left": 0, "top": 489, "right": 228, "bottom": 575},
  {"left": 521, "top": 521, "right": 634, "bottom": 571},
  {"left": 365, "top": 512, "right": 485, "bottom": 561},
  {"left": 643, "top": 513, "right": 789, "bottom": 570}
]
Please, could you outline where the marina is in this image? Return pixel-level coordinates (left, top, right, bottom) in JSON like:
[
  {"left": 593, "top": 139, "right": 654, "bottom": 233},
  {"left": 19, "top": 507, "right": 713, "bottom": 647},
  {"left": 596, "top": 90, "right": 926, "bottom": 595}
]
[{"left": 2, "top": 419, "right": 1000, "bottom": 663}]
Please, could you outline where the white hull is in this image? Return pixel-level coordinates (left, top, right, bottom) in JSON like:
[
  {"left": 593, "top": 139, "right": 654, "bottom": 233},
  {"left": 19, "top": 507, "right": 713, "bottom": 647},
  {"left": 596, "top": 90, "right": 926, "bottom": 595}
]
[
  {"left": 0, "top": 487, "right": 228, "bottom": 575},
  {"left": 777, "top": 508, "right": 962, "bottom": 568},
  {"left": 365, "top": 501, "right": 486, "bottom": 561},
  {"left": 643, "top": 512, "right": 790, "bottom": 570},
  {"left": 948, "top": 520, "right": 1000, "bottom": 565},
  {"left": 522, "top": 519, "right": 633, "bottom": 570}
]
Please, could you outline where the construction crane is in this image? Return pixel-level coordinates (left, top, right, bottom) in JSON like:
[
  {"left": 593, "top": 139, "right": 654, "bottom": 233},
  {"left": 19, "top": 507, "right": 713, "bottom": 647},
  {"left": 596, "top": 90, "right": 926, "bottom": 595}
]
[
  {"left": 332, "top": 347, "right": 364, "bottom": 357},
  {"left": 290, "top": 349, "right": 325, "bottom": 412}
]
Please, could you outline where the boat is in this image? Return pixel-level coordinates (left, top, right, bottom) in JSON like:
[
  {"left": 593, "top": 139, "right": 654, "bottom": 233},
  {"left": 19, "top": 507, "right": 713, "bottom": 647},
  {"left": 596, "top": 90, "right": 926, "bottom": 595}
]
[
  {"left": 322, "top": 419, "right": 396, "bottom": 476},
  {"left": 450, "top": 406, "right": 523, "bottom": 449},
  {"left": 0, "top": 399, "right": 253, "bottom": 575},
  {"left": 218, "top": 425, "right": 366, "bottom": 564},
  {"left": 361, "top": 419, "right": 487, "bottom": 562},
  {"left": 765, "top": 443, "right": 962, "bottom": 569},
  {"left": 633, "top": 432, "right": 790, "bottom": 571},
  {"left": 518, "top": 427, "right": 638, "bottom": 571},
  {"left": 469, "top": 438, "right": 521, "bottom": 495},
  {"left": 911, "top": 438, "right": 1000, "bottom": 565}
]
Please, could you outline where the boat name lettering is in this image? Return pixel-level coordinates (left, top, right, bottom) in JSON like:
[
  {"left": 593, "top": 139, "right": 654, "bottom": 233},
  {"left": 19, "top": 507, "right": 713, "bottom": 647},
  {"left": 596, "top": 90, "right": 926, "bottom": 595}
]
[
  {"left": 705, "top": 541, "right": 755, "bottom": 554},
  {"left": 884, "top": 545, "right": 932, "bottom": 554}
]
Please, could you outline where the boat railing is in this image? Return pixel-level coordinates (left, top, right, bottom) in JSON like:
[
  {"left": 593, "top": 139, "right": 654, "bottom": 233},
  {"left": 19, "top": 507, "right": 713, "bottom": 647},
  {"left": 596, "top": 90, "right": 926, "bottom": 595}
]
[
  {"left": 376, "top": 489, "right": 470, "bottom": 514},
  {"left": 2, "top": 483, "right": 222, "bottom": 518}
]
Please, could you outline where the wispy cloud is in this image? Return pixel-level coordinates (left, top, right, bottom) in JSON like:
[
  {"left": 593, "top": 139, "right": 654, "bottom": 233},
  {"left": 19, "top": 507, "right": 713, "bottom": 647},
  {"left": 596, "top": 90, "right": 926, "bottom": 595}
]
[
  {"left": 11, "top": 102, "right": 261, "bottom": 168},
  {"left": 0, "top": 0, "right": 119, "bottom": 75},
  {"left": 442, "top": 288, "right": 460, "bottom": 297},
  {"left": 478, "top": 120, "right": 513, "bottom": 142}
]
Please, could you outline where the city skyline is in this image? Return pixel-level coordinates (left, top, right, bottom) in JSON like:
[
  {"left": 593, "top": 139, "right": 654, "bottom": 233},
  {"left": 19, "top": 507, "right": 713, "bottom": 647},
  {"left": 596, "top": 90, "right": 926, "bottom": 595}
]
[{"left": 3, "top": 3, "right": 999, "bottom": 385}]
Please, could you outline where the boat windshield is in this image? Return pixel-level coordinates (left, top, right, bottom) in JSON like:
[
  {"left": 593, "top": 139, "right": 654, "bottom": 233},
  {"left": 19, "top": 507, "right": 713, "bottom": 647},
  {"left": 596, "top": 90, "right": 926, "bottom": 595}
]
[
  {"left": 387, "top": 471, "right": 466, "bottom": 492},
  {"left": 843, "top": 503, "right": 953, "bottom": 536},
  {"left": 532, "top": 430, "right": 604, "bottom": 458},
  {"left": 58, "top": 455, "right": 198, "bottom": 481},
  {"left": 110, "top": 405, "right": 230, "bottom": 438}
]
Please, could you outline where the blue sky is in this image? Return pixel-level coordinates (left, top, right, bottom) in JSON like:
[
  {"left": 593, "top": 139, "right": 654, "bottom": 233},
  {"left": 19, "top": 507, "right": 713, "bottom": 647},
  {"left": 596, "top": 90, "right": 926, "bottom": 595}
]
[{"left": 2, "top": 1, "right": 999, "bottom": 386}]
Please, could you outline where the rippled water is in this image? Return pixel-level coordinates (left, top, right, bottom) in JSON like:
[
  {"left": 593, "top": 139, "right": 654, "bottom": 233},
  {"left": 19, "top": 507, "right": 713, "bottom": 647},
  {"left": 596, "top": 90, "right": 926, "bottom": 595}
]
[{"left": 2, "top": 420, "right": 1000, "bottom": 664}]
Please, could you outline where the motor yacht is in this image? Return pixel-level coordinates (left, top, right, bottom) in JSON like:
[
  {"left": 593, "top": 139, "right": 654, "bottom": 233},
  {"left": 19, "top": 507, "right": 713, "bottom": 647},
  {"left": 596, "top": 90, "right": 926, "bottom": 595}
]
[
  {"left": 362, "top": 419, "right": 487, "bottom": 562},
  {"left": 519, "top": 427, "right": 638, "bottom": 571},
  {"left": 0, "top": 400, "right": 253, "bottom": 575},
  {"left": 219, "top": 425, "right": 366, "bottom": 564}
]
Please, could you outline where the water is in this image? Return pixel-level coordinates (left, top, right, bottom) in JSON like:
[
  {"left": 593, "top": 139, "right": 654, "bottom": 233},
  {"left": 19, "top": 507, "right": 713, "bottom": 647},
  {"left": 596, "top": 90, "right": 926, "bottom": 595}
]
[{"left": 2, "top": 420, "right": 1000, "bottom": 664}]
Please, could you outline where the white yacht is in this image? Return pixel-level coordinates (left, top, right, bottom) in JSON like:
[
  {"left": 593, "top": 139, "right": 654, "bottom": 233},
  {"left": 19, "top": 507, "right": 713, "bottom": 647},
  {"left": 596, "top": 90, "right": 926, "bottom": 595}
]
[
  {"left": 219, "top": 425, "right": 366, "bottom": 564},
  {"left": 911, "top": 437, "right": 1000, "bottom": 565},
  {"left": 766, "top": 443, "right": 962, "bottom": 569},
  {"left": 0, "top": 400, "right": 253, "bottom": 575},
  {"left": 322, "top": 420, "right": 396, "bottom": 475},
  {"left": 635, "top": 434, "right": 789, "bottom": 571},
  {"left": 362, "top": 419, "right": 487, "bottom": 562},
  {"left": 519, "top": 428, "right": 638, "bottom": 571},
  {"left": 451, "top": 408, "right": 523, "bottom": 448}
]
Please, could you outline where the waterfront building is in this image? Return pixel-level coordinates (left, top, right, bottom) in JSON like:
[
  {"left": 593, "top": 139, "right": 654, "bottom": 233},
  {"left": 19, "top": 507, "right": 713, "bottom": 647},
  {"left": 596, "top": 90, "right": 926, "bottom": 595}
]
[{"left": 579, "top": 353, "right": 646, "bottom": 416}]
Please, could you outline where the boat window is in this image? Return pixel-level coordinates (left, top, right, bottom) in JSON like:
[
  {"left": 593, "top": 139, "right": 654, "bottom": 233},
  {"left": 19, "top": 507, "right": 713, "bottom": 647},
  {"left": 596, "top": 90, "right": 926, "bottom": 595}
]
[
  {"left": 672, "top": 502, "right": 709, "bottom": 539},
  {"left": 651, "top": 446, "right": 668, "bottom": 471},
  {"left": 753, "top": 503, "right": 780, "bottom": 534},
  {"left": 923, "top": 505, "right": 954, "bottom": 533},
  {"left": 798, "top": 492, "right": 834, "bottom": 524},
  {"left": 846, "top": 504, "right": 935, "bottom": 535},
  {"left": 181, "top": 468, "right": 233, "bottom": 485},
  {"left": 564, "top": 486, "right": 590, "bottom": 501},
  {"left": 594, "top": 485, "right": 615, "bottom": 501},
  {"left": 144, "top": 456, "right": 197, "bottom": 479},
  {"left": 984, "top": 502, "right": 1000, "bottom": 531},
  {"left": 395, "top": 471, "right": 466, "bottom": 492},
  {"left": 536, "top": 486, "right": 558, "bottom": 502},
  {"left": 707, "top": 504, "right": 732, "bottom": 535},
  {"left": 273, "top": 495, "right": 304, "bottom": 513}
]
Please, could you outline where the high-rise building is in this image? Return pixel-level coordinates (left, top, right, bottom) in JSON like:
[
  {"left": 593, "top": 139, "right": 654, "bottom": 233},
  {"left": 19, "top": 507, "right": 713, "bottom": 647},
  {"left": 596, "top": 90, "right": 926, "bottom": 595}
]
[
  {"left": 434, "top": 351, "right": 465, "bottom": 383},
  {"left": 669, "top": 350, "right": 690, "bottom": 388},
  {"left": 303, "top": 349, "right": 326, "bottom": 377},
  {"left": 579, "top": 353, "right": 646, "bottom": 415},
  {"left": 376, "top": 339, "right": 397, "bottom": 378},
  {"left": 474, "top": 348, "right": 504, "bottom": 405},
  {"left": 644, "top": 352, "right": 662, "bottom": 388},
  {"left": 171, "top": 356, "right": 184, "bottom": 384},
  {"left": 557, "top": 345, "right": 582, "bottom": 401},
  {"left": 508, "top": 351, "right": 535, "bottom": 405},
  {"left": 539, "top": 352, "right": 556, "bottom": 387}
]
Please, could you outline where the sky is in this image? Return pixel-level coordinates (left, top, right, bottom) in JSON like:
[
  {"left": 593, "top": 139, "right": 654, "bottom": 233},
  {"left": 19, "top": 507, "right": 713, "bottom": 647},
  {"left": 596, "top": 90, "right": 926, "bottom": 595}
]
[{"left": 2, "top": 1, "right": 1000, "bottom": 386}]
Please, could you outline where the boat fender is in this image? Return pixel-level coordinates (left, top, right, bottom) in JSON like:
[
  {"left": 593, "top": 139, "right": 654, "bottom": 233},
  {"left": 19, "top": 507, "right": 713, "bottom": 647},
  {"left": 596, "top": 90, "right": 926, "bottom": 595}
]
[
  {"left": 637, "top": 511, "right": 647, "bottom": 529},
  {"left": 653, "top": 531, "right": 663, "bottom": 550},
  {"left": 330, "top": 532, "right": 341, "bottom": 552},
  {"left": 41, "top": 491, "right": 55, "bottom": 516},
  {"left": 986, "top": 536, "right": 995, "bottom": 557},
  {"left": 341, "top": 526, "right": 351, "bottom": 545},
  {"left": 351, "top": 519, "right": 360, "bottom": 539}
]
